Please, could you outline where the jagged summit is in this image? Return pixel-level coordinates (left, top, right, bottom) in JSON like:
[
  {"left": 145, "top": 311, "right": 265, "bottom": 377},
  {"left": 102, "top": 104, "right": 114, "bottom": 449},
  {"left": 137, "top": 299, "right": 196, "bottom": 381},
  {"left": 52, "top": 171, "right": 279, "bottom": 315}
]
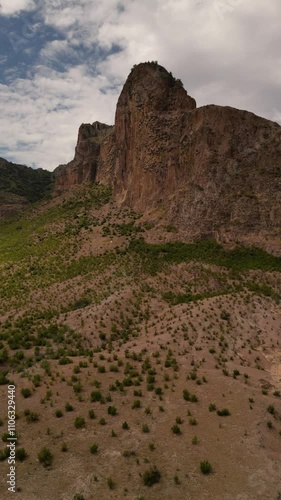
[{"left": 117, "top": 61, "right": 196, "bottom": 113}]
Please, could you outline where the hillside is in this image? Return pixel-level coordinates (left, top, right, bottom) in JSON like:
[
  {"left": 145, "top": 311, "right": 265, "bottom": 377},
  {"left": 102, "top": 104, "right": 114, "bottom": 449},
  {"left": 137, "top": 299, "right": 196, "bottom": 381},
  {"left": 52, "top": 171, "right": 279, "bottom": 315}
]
[
  {"left": 0, "top": 186, "right": 281, "bottom": 499},
  {"left": 0, "top": 158, "right": 53, "bottom": 219}
]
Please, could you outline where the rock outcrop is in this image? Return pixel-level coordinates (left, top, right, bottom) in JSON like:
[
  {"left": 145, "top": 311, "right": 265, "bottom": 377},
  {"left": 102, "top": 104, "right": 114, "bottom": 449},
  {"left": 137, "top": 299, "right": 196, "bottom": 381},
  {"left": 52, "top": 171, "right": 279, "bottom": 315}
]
[
  {"left": 54, "top": 62, "right": 281, "bottom": 252},
  {"left": 54, "top": 121, "right": 114, "bottom": 193}
]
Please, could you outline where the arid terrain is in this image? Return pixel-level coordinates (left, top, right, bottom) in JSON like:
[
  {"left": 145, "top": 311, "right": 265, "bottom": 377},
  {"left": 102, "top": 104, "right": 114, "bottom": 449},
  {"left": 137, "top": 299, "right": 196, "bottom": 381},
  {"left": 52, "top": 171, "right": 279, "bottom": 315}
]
[{"left": 0, "top": 185, "right": 280, "bottom": 500}]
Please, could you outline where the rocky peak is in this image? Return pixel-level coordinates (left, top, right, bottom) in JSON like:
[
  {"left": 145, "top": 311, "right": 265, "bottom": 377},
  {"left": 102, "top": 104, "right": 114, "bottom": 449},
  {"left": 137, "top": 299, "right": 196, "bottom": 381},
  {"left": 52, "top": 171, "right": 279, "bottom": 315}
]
[
  {"left": 53, "top": 62, "right": 281, "bottom": 253},
  {"left": 116, "top": 61, "right": 196, "bottom": 114}
]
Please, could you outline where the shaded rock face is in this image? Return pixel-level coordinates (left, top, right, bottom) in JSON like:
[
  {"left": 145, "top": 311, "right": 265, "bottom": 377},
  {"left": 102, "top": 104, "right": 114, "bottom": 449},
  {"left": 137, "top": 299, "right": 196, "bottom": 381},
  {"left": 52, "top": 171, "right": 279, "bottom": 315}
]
[
  {"left": 54, "top": 62, "right": 281, "bottom": 252},
  {"left": 54, "top": 121, "right": 114, "bottom": 193}
]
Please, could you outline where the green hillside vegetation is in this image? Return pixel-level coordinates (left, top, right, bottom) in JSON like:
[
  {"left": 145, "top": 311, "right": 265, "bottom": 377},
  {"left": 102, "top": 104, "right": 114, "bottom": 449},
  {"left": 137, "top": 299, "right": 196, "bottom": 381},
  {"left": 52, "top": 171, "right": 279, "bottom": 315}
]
[{"left": 0, "top": 158, "right": 53, "bottom": 203}]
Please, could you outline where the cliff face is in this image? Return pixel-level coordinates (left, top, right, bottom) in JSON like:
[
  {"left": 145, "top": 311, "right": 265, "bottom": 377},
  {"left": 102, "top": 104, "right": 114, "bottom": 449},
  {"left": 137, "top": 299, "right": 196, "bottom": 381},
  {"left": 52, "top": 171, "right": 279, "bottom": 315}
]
[
  {"left": 54, "top": 121, "right": 114, "bottom": 193},
  {"left": 54, "top": 62, "right": 281, "bottom": 251}
]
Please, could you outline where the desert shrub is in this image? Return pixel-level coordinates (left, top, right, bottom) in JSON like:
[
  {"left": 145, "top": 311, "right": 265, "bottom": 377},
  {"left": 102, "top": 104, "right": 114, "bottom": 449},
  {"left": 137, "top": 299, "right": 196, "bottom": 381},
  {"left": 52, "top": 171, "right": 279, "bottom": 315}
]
[
  {"left": 143, "top": 466, "right": 161, "bottom": 486},
  {"left": 74, "top": 416, "right": 85, "bottom": 429},
  {"left": 90, "top": 443, "right": 98, "bottom": 454},
  {"left": 189, "top": 417, "right": 197, "bottom": 426},
  {"left": 267, "top": 405, "right": 275, "bottom": 415},
  {"left": 21, "top": 388, "right": 31, "bottom": 398},
  {"left": 107, "top": 477, "right": 115, "bottom": 490},
  {"left": 220, "top": 310, "right": 230, "bottom": 321},
  {"left": 88, "top": 409, "right": 95, "bottom": 419},
  {"left": 200, "top": 460, "right": 212, "bottom": 474},
  {"left": 142, "top": 424, "right": 150, "bottom": 433},
  {"left": 0, "top": 447, "right": 10, "bottom": 461},
  {"left": 217, "top": 408, "right": 231, "bottom": 416},
  {"left": 132, "top": 400, "right": 141, "bottom": 409},
  {"left": 108, "top": 405, "right": 117, "bottom": 416},
  {"left": 90, "top": 390, "right": 103, "bottom": 402},
  {"left": 183, "top": 389, "right": 198, "bottom": 402},
  {"left": 61, "top": 442, "right": 68, "bottom": 452},
  {"left": 123, "top": 449, "right": 136, "bottom": 457},
  {"left": 171, "top": 424, "right": 181, "bottom": 434},
  {"left": 16, "top": 448, "right": 27, "bottom": 462},
  {"left": 209, "top": 403, "right": 217, "bottom": 412},
  {"left": 25, "top": 410, "right": 39, "bottom": 423},
  {"left": 65, "top": 402, "right": 74, "bottom": 412},
  {"left": 38, "top": 447, "right": 53, "bottom": 467}
]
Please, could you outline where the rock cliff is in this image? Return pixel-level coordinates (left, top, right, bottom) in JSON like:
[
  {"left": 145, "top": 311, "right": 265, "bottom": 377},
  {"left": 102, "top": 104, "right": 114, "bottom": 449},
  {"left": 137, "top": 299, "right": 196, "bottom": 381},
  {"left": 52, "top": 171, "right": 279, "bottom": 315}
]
[{"left": 54, "top": 62, "right": 281, "bottom": 251}]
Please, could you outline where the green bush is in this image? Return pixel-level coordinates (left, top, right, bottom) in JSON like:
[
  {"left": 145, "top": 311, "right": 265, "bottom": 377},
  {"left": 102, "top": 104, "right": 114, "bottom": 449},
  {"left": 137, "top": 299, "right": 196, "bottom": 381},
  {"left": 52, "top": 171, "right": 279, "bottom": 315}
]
[
  {"left": 65, "top": 402, "right": 74, "bottom": 412},
  {"left": 200, "top": 460, "right": 212, "bottom": 474},
  {"left": 38, "top": 447, "right": 53, "bottom": 467},
  {"left": 25, "top": 410, "right": 39, "bottom": 423},
  {"left": 217, "top": 408, "right": 231, "bottom": 416},
  {"left": 209, "top": 403, "right": 216, "bottom": 412},
  {"left": 142, "top": 424, "right": 150, "bottom": 433},
  {"left": 15, "top": 448, "right": 27, "bottom": 461},
  {"left": 90, "top": 443, "right": 98, "bottom": 454},
  {"left": 88, "top": 409, "right": 95, "bottom": 419},
  {"left": 171, "top": 424, "right": 181, "bottom": 434},
  {"left": 107, "top": 477, "right": 115, "bottom": 490},
  {"left": 132, "top": 400, "right": 141, "bottom": 409},
  {"left": 90, "top": 390, "right": 103, "bottom": 402},
  {"left": 108, "top": 405, "right": 117, "bottom": 416},
  {"left": 143, "top": 466, "right": 161, "bottom": 486},
  {"left": 21, "top": 388, "right": 31, "bottom": 398},
  {"left": 0, "top": 447, "right": 10, "bottom": 461},
  {"left": 267, "top": 405, "right": 275, "bottom": 415},
  {"left": 74, "top": 416, "right": 85, "bottom": 429}
]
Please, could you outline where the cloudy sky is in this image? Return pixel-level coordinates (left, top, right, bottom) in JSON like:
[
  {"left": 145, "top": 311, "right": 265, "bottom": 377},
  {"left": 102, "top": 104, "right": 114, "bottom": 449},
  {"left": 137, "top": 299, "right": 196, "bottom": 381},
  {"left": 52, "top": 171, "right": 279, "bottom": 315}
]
[{"left": 0, "top": 0, "right": 280, "bottom": 171}]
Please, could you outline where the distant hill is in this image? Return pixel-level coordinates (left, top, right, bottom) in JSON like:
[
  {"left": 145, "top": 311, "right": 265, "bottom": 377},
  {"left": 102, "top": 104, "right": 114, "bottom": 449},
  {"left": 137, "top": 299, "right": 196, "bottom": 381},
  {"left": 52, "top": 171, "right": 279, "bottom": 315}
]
[{"left": 0, "top": 158, "right": 53, "bottom": 218}]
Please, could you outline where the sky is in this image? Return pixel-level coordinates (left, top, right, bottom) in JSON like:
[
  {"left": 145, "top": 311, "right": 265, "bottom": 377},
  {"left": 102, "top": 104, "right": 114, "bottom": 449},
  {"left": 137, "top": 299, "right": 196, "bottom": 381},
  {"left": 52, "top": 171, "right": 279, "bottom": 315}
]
[{"left": 0, "top": 0, "right": 280, "bottom": 171}]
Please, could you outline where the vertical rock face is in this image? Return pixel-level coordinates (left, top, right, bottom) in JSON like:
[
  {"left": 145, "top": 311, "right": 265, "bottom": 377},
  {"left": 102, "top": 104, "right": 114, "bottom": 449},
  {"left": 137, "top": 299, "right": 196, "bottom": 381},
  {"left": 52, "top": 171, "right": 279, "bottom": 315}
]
[
  {"left": 113, "top": 62, "right": 196, "bottom": 209},
  {"left": 53, "top": 62, "right": 281, "bottom": 252},
  {"left": 54, "top": 121, "right": 113, "bottom": 194}
]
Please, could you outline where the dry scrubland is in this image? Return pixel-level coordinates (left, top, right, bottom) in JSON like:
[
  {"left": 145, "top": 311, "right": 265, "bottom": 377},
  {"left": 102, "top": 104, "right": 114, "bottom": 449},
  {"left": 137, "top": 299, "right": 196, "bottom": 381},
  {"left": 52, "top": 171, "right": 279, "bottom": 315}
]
[{"left": 0, "top": 185, "right": 281, "bottom": 500}]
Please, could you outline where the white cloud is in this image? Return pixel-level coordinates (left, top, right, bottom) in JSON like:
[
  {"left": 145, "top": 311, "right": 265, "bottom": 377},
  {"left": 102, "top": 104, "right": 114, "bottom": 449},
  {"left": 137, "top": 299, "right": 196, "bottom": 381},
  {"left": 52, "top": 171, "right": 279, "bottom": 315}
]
[
  {"left": 0, "top": 65, "right": 119, "bottom": 170},
  {"left": 0, "top": 0, "right": 280, "bottom": 170},
  {"left": 0, "top": 0, "right": 35, "bottom": 15}
]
